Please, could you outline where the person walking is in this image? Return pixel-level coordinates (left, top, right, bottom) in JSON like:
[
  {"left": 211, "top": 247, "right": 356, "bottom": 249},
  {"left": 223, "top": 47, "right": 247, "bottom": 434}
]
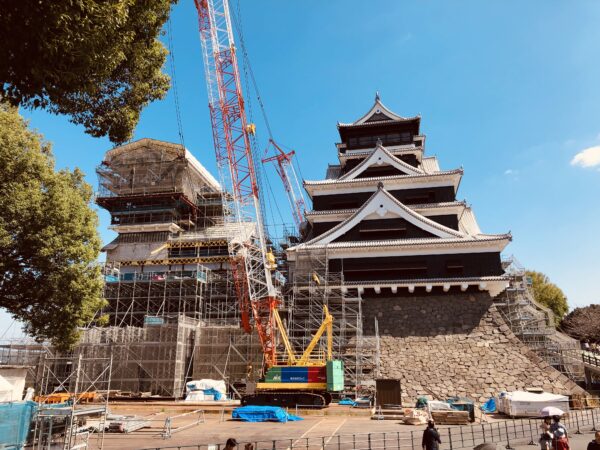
[
  {"left": 549, "top": 415, "right": 569, "bottom": 450},
  {"left": 422, "top": 420, "right": 442, "bottom": 450},
  {"left": 224, "top": 438, "right": 238, "bottom": 450},
  {"left": 539, "top": 417, "right": 553, "bottom": 450},
  {"left": 588, "top": 431, "right": 600, "bottom": 450}
]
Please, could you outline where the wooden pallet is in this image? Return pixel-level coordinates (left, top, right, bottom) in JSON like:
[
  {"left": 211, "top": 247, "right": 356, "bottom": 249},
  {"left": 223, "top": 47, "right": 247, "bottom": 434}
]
[{"left": 431, "top": 410, "right": 470, "bottom": 425}]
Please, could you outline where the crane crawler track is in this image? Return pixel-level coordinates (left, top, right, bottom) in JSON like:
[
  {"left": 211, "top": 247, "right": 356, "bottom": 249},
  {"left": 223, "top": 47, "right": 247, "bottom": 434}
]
[{"left": 241, "top": 391, "right": 332, "bottom": 409}]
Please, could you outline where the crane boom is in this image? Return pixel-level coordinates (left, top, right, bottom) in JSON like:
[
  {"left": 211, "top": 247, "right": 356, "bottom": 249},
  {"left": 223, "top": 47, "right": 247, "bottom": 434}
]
[
  {"left": 194, "top": 0, "right": 279, "bottom": 365},
  {"left": 262, "top": 139, "right": 307, "bottom": 232}
]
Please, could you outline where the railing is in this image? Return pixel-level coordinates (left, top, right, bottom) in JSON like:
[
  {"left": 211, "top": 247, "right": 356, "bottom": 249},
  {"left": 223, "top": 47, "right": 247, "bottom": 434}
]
[
  {"left": 142, "top": 408, "right": 600, "bottom": 450},
  {"left": 162, "top": 410, "right": 206, "bottom": 439},
  {"left": 104, "top": 270, "right": 208, "bottom": 283},
  {"left": 106, "top": 410, "right": 205, "bottom": 439},
  {"left": 583, "top": 351, "right": 600, "bottom": 368}
]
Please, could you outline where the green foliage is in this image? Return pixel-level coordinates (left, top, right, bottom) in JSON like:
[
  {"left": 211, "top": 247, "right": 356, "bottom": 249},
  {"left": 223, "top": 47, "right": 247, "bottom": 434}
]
[
  {"left": 526, "top": 271, "right": 569, "bottom": 324},
  {"left": 560, "top": 304, "right": 600, "bottom": 342},
  {"left": 0, "top": 0, "right": 175, "bottom": 144},
  {"left": 0, "top": 103, "right": 105, "bottom": 350}
]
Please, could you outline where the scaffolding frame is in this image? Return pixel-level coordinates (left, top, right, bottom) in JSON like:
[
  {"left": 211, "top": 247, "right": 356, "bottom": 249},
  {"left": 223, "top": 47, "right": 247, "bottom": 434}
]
[
  {"left": 31, "top": 352, "right": 113, "bottom": 450},
  {"left": 495, "top": 256, "right": 585, "bottom": 382},
  {"left": 74, "top": 316, "right": 197, "bottom": 398},
  {"left": 287, "top": 249, "right": 376, "bottom": 394}
]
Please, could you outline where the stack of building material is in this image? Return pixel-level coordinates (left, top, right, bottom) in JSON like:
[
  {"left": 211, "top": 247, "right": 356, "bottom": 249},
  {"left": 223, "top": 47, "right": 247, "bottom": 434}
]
[
  {"left": 402, "top": 408, "right": 428, "bottom": 425},
  {"left": 107, "top": 415, "right": 151, "bottom": 433},
  {"left": 431, "top": 410, "right": 470, "bottom": 425}
]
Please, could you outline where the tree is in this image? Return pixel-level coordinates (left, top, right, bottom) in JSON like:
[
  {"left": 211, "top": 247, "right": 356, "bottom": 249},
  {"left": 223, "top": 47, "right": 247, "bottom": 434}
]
[
  {"left": 0, "top": 0, "right": 174, "bottom": 144},
  {"left": 526, "top": 271, "right": 569, "bottom": 324},
  {"left": 560, "top": 304, "right": 600, "bottom": 343},
  {"left": 0, "top": 103, "right": 105, "bottom": 350}
]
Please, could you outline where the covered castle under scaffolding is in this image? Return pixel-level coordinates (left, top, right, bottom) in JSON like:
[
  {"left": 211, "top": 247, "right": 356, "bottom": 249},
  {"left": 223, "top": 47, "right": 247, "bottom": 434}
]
[
  {"left": 0, "top": 101, "right": 590, "bottom": 401},
  {"left": 0, "top": 138, "right": 266, "bottom": 398}
]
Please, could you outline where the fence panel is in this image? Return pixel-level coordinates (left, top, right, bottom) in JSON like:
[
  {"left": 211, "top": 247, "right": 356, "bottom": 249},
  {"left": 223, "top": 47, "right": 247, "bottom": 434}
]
[{"left": 142, "top": 408, "right": 600, "bottom": 450}]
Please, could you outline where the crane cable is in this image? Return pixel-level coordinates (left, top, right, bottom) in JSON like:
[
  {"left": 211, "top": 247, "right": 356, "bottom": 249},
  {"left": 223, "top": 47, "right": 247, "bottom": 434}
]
[
  {"left": 230, "top": 0, "right": 288, "bottom": 238},
  {"left": 230, "top": 0, "right": 274, "bottom": 144},
  {"left": 167, "top": 13, "right": 186, "bottom": 149}
]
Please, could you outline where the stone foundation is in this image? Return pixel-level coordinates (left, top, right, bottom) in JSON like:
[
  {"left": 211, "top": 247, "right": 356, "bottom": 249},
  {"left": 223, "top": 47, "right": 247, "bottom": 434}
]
[{"left": 362, "top": 293, "right": 585, "bottom": 403}]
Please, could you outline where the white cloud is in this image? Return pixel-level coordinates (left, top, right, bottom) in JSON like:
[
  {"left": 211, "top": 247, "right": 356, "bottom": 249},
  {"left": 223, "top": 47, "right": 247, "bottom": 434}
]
[
  {"left": 570, "top": 146, "right": 600, "bottom": 168},
  {"left": 504, "top": 169, "right": 518, "bottom": 176}
]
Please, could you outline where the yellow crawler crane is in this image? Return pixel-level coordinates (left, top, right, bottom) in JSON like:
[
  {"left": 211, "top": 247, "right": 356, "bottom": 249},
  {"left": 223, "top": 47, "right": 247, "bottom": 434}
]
[{"left": 242, "top": 305, "right": 344, "bottom": 408}]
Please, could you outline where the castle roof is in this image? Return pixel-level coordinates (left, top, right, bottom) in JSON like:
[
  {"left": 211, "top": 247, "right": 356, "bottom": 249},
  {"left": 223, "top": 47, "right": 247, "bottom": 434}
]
[
  {"left": 103, "top": 138, "right": 221, "bottom": 191},
  {"left": 337, "top": 93, "right": 420, "bottom": 128},
  {"left": 338, "top": 141, "right": 424, "bottom": 180},
  {"left": 288, "top": 186, "right": 510, "bottom": 256},
  {"left": 304, "top": 168, "right": 463, "bottom": 197}
]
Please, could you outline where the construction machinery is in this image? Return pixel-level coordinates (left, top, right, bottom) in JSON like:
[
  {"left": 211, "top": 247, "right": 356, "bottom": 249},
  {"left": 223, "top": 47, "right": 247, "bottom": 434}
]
[
  {"left": 193, "top": 0, "right": 343, "bottom": 407},
  {"left": 243, "top": 304, "right": 344, "bottom": 407},
  {"left": 262, "top": 139, "right": 307, "bottom": 233}
]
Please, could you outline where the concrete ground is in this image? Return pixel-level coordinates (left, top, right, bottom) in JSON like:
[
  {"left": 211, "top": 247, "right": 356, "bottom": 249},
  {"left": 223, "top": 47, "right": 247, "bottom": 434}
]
[{"left": 84, "top": 403, "right": 599, "bottom": 450}]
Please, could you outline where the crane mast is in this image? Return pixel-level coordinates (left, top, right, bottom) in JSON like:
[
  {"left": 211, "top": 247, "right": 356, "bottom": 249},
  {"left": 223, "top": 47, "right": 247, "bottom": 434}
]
[{"left": 194, "top": 0, "right": 279, "bottom": 366}]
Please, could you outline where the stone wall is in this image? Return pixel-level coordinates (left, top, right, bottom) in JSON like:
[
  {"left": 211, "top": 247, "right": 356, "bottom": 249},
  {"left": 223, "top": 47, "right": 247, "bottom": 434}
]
[{"left": 362, "top": 293, "right": 586, "bottom": 403}]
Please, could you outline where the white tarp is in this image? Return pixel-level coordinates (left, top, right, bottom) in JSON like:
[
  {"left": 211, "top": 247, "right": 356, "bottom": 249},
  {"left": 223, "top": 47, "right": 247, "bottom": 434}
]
[
  {"left": 498, "top": 391, "right": 570, "bottom": 417},
  {"left": 0, "top": 375, "right": 14, "bottom": 402},
  {"left": 0, "top": 368, "right": 27, "bottom": 402},
  {"left": 428, "top": 400, "right": 454, "bottom": 411},
  {"left": 185, "top": 379, "right": 227, "bottom": 402}
]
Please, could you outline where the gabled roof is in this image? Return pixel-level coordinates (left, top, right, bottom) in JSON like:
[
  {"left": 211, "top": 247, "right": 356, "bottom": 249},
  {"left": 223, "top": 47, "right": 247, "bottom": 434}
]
[
  {"left": 338, "top": 93, "right": 420, "bottom": 127},
  {"left": 339, "top": 141, "right": 424, "bottom": 180},
  {"left": 338, "top": 145, "right": 423, "bottom": 162},
  {"left": 306, "top": 185, "right": 465, "bottom": 245}
]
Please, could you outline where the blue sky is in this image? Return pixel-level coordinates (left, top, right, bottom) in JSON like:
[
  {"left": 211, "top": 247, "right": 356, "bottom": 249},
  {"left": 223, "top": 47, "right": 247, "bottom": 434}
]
[{"left": 2, "top": 0, "right": 600, "bottom": 338}]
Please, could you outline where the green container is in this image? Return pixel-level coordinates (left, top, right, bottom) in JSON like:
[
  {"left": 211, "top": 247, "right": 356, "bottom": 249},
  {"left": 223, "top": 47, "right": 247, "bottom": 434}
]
[
  {"left": 265, "top": 366, "right": 282, "bottom": 383},
  {"left": 326, "top": 360, "right": 344, "bottom": 392}
]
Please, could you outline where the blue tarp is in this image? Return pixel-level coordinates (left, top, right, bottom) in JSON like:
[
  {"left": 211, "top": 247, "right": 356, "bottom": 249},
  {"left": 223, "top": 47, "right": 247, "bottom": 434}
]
[
  {"left": 0, "top": 401, "right": 37, "bottom": 449},
  {"left": 480, "top": 398, "right": 497, "bottom": 413},
  {"left": 232, "top": 406, "right": 303, "bottom": 422},
  {"left": 203, "top": 388, "right": 222, "bottom": 400},
  {"left": 338, "top": 398, "right": 357, "bottom": 406}
]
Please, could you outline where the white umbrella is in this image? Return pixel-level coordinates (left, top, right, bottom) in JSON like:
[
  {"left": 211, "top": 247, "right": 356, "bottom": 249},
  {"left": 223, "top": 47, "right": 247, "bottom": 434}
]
[{"left": 540, "top": 406, "right": 565, "bottom": 417}]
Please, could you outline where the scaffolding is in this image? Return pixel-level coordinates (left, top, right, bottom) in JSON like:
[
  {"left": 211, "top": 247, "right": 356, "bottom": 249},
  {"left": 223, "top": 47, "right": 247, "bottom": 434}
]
[
  {"left": 30, "top": 349, "right": 113, "bottom": 450},
  {"left": 287, "top": 249, "right": 377, "bottom": 394},
  {"left": 101, "top": 263, "right": 242, "bottom": 328},
  {"left": 96, "top": 139, "right": 223, "bottom": 231},
  {"left": 73, "top": 315, "right": 197, "bottom": 398},
  {"left": 495, "top": 256, "right": 585, "bottom": 382},
  {"left": 193, "top": 326, "right": 263, "bottom": 395}
]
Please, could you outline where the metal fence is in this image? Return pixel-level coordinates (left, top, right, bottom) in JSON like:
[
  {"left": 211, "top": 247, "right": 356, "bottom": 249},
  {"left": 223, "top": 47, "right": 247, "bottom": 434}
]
[
  {"left": 582, "top": 351, "right": 600, "bottom": 368},
  {"left": 142, "top": 408, "right": 600, "bottom": 450}
]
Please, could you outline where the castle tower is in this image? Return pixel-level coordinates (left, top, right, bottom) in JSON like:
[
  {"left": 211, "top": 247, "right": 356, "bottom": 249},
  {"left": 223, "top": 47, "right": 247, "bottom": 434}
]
[
  {"left": 289, "top": 94, "right": 511, "bottom": 297},
  {"left": 287, "top": 96, "right": 585, "bottom": 401}
]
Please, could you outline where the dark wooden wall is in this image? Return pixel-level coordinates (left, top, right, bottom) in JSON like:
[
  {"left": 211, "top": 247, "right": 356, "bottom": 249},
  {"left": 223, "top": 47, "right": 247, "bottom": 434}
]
[
  {"left": 328, "top": 252, "right": 503, "bottom": 281},
  {"left": 311, "top": 186, "right": 456, "bottom": 210}
]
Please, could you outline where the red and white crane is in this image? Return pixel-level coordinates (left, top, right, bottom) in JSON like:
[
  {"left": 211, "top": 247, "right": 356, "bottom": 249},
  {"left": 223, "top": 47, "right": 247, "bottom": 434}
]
[
  {"left": 194, "top": 0, "right": 279, "bottom": 366},
  {"left": 262, "top": 139, "right": 307, "bottom": 232}
]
